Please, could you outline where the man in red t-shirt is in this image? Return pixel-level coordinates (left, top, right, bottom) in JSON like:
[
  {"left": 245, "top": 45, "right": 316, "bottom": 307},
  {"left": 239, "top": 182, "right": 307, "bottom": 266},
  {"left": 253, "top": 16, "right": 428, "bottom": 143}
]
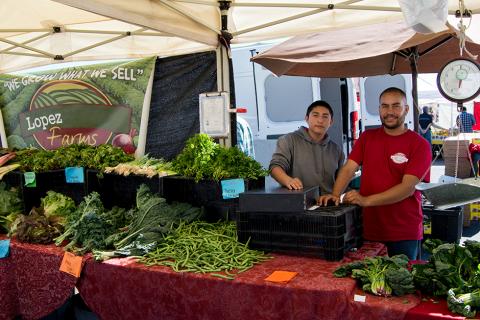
[{"left": 318, "top": 87, "right": 431, "bottom": 260}]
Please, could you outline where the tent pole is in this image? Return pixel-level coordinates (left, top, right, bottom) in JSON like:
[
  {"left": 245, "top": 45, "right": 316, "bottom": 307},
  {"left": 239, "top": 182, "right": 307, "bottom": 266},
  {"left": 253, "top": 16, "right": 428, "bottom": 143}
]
[
  {"left": 409, "top": 46, "right": 419, "bottom": 133},
  {"left": 218, "top": 1, "right": 233, "bottom": 147}
]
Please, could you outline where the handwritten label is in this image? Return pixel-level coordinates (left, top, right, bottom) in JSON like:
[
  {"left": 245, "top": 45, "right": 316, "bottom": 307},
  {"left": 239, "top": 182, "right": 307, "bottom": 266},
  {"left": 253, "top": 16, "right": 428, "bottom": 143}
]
[
  {"left": 59, "top": 252, "right": 83, "bottom": 278},
  {"left": 354, "top": 294, "right": 366, "bottom": 302},
  {"left": 24, "top": 172, "right": 36, "bottom": 187},
  {"left": 0, "top": 239, "right": 10, "bottom": 258},
  {"left": 65, "top": 167, "right": 84, "bottom": 183},
  {"left": 221, "top": 179, "right": 245, "bottom": 199}
]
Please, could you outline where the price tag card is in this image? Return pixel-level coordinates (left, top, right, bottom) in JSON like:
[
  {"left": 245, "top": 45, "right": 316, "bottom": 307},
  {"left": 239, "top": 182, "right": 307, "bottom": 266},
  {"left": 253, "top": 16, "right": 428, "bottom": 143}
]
[
  {"left": 264, "top": 271, "right": 298, "bottom": 283},
  {"left": 221, "top": 178, "right": 245, "bottom": 199},
  {"left": 65, "top": 167, "right": 84, "bottom": 183},
  {"left": 0, "top": 239, "right": 10, "bottom": 258},
  {"left": 59, "top": 252, "right": 83, "bottom": 278},
  {"left": 24, "top": 172, "right": 36, "bottom": 187}
]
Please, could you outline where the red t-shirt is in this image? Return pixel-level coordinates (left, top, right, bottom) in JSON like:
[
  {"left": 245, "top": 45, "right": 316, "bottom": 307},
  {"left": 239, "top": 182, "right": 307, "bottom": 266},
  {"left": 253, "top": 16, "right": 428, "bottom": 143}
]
[{"left": 349, "top": 127, "right": 431, "bottom": 241}]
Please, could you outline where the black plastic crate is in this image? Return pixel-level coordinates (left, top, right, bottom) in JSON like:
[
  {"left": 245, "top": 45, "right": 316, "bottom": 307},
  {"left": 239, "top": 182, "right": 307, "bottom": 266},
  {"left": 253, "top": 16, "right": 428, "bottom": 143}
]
[
  {"left": 19, "top": 169, "right": 88, "bottom": 210},
  {"left": 236, "top": 206, "right": 363, "bottom": 261},
  {"left": 162, "top": 175, "right": 265, "bottom": 206},
  {"left": 238, "top": 231, "right": 363, "bottom": 261},
  {"left": 2, "top": 170, "right": 23, "bottom": 189},
  {"left": 86, "top": 170, "right": 162, "bottom": 209},
  {"left": 203, "top": 199, "right": 239, "bottom": 222},
  {"left": 239, "top": 186, "right": 318, "bottom": 212},
  {"left": 237, "top": 205, "right": 361, "bottom": 238},
  {"left": 422, "top": 205, "right": 463, "bottom": 243}
]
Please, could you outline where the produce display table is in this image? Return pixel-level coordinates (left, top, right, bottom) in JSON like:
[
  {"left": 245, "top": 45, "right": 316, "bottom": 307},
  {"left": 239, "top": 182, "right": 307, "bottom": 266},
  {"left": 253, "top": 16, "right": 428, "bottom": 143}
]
[{"left": 0, "top": 237, "right": 472, "bottom": 320}]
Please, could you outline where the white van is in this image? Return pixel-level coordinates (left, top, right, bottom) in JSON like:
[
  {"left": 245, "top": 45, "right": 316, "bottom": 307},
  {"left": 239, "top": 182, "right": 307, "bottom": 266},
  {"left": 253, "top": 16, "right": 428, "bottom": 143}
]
[{"left": 232, "top": 43, "right": 413, "bottom": 169}]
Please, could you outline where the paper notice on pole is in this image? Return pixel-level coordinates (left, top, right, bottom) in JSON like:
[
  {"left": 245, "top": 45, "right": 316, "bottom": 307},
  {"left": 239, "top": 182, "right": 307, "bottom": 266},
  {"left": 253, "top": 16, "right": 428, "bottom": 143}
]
[{"left": 199, "top": 92, "right": 229, "bottom": 137}]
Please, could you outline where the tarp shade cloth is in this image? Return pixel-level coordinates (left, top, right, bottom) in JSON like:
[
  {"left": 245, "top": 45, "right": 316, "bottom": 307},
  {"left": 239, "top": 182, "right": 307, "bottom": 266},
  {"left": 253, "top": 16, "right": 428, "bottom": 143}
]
[
  {"left": 145, "top": 51, "right": 217, "bottom": 160},
  {"left": 251, "top": 20, "right": 480, "bottom": 77}
]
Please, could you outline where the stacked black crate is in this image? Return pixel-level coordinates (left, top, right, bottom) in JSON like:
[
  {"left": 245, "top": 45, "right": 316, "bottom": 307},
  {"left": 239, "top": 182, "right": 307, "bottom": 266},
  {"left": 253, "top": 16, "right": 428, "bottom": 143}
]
[
  {"left": 422, "top": 204, "right": 463, "bottom": 243},
  {"left": 237, "top": 186, "right": 363, "bottom": 261},
  {"left": 4, "top": 170, "right": 87, "bottom": 210},
  {"left": 162, "top": 175, "right": 265, "bottom": 222},
  {"left": 85, "top": 170, "right": 163, "bottom": 209}
]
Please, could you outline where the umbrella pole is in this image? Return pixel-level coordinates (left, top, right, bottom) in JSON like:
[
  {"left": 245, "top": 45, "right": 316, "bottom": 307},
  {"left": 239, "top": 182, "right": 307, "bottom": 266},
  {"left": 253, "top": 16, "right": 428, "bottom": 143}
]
[{"left": 409, "top": 47, "right": 419, "bottom": 133}]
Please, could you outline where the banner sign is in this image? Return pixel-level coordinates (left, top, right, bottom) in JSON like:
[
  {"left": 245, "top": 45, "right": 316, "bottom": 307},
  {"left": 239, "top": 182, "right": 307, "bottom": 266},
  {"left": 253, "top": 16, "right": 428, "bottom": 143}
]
[{"left": 0, "top": 57, "right": 156, "bottom": 154}]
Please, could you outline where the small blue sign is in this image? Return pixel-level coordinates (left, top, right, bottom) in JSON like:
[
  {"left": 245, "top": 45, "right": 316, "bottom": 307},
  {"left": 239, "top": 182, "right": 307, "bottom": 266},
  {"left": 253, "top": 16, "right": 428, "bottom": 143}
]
[
  {"left": 221, "top": 178, "right": 245, "bottom": 199},
  {"left": 0, "top": 239, "right": 10, "bottom": 258},
  {"left": 65, "top": 167, "right": 84, "bottom": 183},
  {"left": 24, "top": 172, "right": 36, "bottom": 187}
]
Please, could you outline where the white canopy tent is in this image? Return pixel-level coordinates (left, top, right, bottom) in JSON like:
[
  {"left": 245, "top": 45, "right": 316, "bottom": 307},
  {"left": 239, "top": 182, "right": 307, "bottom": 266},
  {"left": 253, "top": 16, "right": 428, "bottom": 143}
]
[{"left": 0, "top": 0, "right": 479, "bottom": 73}]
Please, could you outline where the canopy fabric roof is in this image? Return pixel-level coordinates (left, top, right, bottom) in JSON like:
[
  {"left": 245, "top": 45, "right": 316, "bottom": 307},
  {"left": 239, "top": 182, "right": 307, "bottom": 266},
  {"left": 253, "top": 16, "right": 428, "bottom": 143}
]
[
  {"left": 0, "top": 0, "right": 479, "bottom": 73},
  {"left": 251, "top": 20, "right": 480, "bottom": 77}
]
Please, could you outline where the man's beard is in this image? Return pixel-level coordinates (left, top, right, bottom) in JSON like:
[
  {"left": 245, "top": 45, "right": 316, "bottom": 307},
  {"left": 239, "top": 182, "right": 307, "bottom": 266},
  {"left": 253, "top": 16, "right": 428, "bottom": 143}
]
[{"left": 381, "top": 115, "right": 405, "bottom": 129}]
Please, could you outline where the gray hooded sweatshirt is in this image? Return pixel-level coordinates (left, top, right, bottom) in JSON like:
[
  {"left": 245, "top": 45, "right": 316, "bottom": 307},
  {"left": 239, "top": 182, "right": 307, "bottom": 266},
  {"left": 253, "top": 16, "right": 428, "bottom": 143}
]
[{"left": 269, "top": 126, "right": 345, "bottom": 195}]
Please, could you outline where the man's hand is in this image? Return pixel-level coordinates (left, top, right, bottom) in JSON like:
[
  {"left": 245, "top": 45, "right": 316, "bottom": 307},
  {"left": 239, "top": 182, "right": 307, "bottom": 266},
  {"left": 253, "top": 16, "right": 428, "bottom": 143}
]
[
  {"left": 317, "top": 194, "right": 340, "bottom": 206},
  {"left": 286, "top": 177, "right": 303, "bottom": 190},
  {"left": 343, "top": 190, "right": 369, "bottom": 206}
]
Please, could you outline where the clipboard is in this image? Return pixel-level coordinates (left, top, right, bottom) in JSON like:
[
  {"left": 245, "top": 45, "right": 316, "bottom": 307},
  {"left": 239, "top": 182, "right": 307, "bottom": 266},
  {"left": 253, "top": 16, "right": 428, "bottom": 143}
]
[{"left": 199, "top": 92, "right": 230, "bottom": 137}]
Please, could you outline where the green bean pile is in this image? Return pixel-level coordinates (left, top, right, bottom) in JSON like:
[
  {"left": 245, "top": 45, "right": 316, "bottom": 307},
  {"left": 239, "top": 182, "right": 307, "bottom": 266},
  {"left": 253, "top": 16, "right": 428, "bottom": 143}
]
[{"left": 139, "top": 221, "right": 271, "bottom": 279}]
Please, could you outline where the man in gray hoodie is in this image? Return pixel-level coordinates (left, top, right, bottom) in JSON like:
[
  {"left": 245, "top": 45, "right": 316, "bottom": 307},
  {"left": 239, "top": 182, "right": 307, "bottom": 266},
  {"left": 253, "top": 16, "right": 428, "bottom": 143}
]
[{"left": 269, "top": 100, "right": 345, "bottom": 194}]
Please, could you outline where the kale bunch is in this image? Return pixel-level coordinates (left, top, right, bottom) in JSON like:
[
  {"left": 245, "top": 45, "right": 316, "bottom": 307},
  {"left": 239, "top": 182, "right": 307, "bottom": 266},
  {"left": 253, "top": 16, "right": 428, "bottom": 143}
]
[
  {"left": 55, "top": 192, "right": 125, "bottom": 255},
  {"left": 93, "top": 184, "right": 202, "bottom": 261}
]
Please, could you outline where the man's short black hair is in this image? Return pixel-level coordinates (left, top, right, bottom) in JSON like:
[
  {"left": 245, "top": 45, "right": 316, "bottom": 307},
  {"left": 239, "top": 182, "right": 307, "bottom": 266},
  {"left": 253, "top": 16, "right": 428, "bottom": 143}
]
[
  {"left": 461, "top": 106, "right": 467, "bottom": 112},
  {"left": 306, "top": 100, "right": 334, "bottom": 118},
  {"left": 379, "top": 87, "right": 407, "bottom": 103}
]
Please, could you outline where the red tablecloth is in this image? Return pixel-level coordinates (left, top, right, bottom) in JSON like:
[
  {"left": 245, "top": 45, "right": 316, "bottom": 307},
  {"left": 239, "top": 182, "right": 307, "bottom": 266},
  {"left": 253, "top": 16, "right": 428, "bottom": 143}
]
[
  {"left": 0, "top": 238, "right": 475, "bottom": 320},
  {"left": 0, "top": 238, "right": 76, "bottom": 320},
  {"left": 77, "top": 245, "right": 419, "bottom": 320}
]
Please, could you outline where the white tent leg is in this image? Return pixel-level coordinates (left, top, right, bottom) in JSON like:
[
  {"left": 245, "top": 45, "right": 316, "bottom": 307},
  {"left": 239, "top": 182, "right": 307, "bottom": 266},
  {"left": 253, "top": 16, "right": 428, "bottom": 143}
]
[
  {"left": 216, "top": 45, "right": 232, "bottom": 147},
  {"left": 0, "top": 109, "right": 8, "bottom": 148},
  {"left": 135, "top": 65, "right": 156, "bottom": 158}
]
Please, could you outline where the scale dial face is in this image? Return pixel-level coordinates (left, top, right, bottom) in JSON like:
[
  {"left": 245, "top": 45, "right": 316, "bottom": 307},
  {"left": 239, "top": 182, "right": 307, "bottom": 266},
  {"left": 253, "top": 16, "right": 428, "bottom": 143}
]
[{"left": 437, "top": 58, "right": 480, "bottom": 103}]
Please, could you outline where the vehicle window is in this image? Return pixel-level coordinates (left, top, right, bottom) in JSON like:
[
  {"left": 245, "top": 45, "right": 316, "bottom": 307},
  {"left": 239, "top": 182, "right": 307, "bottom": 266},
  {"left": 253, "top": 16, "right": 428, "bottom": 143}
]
[{"left": 264, "top": 75, "right": 313, "bottom": 122}]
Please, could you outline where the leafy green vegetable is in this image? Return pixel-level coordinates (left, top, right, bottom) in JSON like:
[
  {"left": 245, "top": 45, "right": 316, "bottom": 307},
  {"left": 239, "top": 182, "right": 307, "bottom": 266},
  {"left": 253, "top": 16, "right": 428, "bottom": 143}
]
[
  {"left": 93, "top": 184, "right": 202, "bottom": 261},
  {"left": 172, "top": 134, "right": 267, "bottom": 182},
  {"left": 172, "top": 134, "right": 219, "bottom": 182},
  {"left": 9, "top": 208, "right": 60, "bottom": 244},
  {"left": 0, "top": 182, "right": 23, "bottom": 233},
  {"left": 55, "top": 192, "right": 118, "bottom": 255},
  {"left": 334, "top": 255, "right": 414, "bottom": 297},
  {"left": 14, "top": 144, "right": 133, "bottom": 172},
  {"left": 41, "top": 191, "right": 76, "bottom": 229},
  {"left": 412, "top": 242, "right": 477, "bottom": 296},
  {"left": 211, "top": 146, "right": 268, "bottom": 180},
  {"left": 447, "top": 288, "right": 480, "bottom": 317}
]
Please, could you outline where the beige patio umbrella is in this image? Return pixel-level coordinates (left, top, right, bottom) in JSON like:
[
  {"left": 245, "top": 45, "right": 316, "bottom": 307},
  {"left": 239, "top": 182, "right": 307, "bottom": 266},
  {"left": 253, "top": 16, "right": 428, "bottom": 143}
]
[{"left": 251, "top": 19, "right": 480, "bottom": 131}]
